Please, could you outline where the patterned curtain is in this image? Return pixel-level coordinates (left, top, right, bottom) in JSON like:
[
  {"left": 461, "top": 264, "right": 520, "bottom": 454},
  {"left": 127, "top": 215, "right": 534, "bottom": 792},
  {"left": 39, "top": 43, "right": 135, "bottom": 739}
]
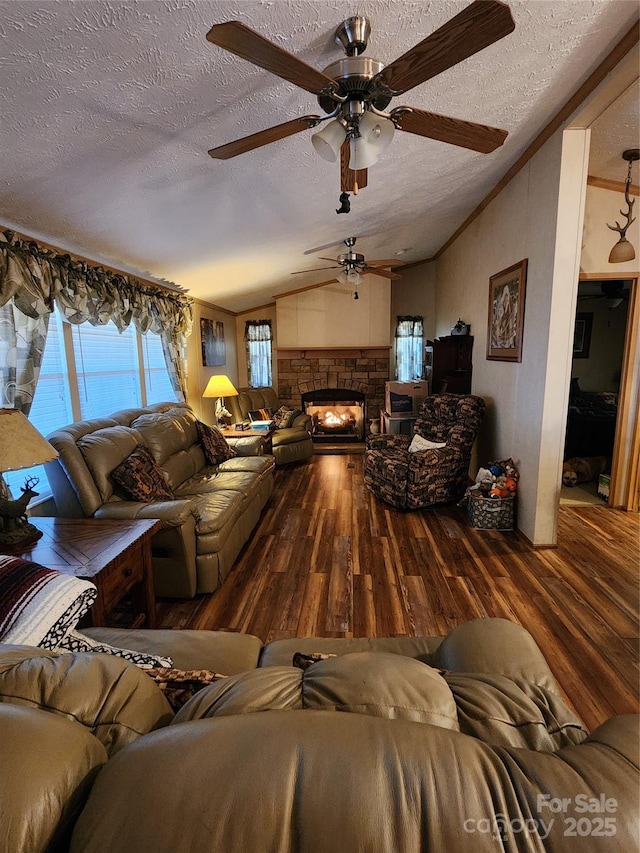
[
  {"left": 244, "top": 320, "right": 273, "bottom": 387},
  {"left": 0, "top": 230, "right": 194, "bottom": 410},
  {"left": 395, "top": 315, "right": 424, "bottom": 381}
]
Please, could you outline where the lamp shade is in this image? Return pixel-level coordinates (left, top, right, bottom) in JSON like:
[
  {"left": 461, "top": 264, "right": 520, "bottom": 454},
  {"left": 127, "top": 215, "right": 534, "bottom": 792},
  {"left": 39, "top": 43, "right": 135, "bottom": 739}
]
[
  {"left": 608, "top": 237, "right": 636, "bottom": 264},
  {"left": 311, "top": 120, "right": 347, "bottom": 163},
  {"left": 0, "top": 409, "right": 59, "bottom": 473},
  {"left": 202, "top": 375, "right": 239, "bottom": 399},
  {"left": 349, "top": 112, "right": 395, "bottom": 170}
]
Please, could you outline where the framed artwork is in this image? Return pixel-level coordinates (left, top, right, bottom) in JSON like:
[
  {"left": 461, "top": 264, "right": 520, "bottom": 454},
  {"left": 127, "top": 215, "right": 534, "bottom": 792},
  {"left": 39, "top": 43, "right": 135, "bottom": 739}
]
[
  {"left": 486, "top": 259, "right": 528, "bottom": 362},
  {"left": 573, "top": 312, "right": 593, "bottom": 359},
  {"left": 201, "top": 318, "right": 225, "bottom": 366}
]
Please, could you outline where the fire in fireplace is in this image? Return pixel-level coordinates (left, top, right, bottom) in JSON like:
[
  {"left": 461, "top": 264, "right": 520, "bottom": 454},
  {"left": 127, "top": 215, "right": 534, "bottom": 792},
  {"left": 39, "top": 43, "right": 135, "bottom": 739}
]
[{"left": 301, "top": 388, "right": 366, "bottom": 443}]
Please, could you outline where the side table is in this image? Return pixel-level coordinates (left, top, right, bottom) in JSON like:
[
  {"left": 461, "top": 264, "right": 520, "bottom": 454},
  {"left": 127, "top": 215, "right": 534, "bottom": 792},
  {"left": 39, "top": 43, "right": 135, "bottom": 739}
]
[{"left": 19, "top": 517, "right": 161, "bottom": 628}]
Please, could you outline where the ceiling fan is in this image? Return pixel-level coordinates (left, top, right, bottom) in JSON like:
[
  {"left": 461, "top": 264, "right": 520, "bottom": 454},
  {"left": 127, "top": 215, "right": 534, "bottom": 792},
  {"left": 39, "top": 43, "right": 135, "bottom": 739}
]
[
  {"left": 579, "top": 281, "right": 630, "bottom": 309},
  {"left": 291, "top": 237, "right": 404, "bottom": 284},
  {"left": 206, "top": 1, "right": 515, "bottom": 192}
]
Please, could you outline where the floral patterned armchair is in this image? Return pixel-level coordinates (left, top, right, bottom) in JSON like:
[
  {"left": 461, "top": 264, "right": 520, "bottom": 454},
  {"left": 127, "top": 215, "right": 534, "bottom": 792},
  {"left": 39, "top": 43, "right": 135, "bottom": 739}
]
[{"left": 364, "top": 394, "right": 486, "bottom": 510}]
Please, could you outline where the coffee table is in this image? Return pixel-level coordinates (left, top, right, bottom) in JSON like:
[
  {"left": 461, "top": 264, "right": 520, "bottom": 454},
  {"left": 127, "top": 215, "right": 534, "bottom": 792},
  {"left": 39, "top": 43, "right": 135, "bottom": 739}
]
[{"left": 19, "top": 517, "right": 161, "bottom": 628}]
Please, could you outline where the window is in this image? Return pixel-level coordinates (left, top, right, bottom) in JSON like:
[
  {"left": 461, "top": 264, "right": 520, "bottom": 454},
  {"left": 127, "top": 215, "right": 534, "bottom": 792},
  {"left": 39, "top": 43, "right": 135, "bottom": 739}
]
[
  {"left": 5, "top": 309, "right": 177, "bottom": 501},
  {"left": 73, "top": 320, "right": 142, "bottom": 418},
  {"left": 395, "top": 316, "right": 424, "bottom": 381},
  {"left": 245, "top": 320, "right": 272, "bottom": 387},
  {"left": 4, "top": 310, "right": 73, "bottom": 497},
  {"left": 142, "top": 331, "right": 177, "bottom": 404}
]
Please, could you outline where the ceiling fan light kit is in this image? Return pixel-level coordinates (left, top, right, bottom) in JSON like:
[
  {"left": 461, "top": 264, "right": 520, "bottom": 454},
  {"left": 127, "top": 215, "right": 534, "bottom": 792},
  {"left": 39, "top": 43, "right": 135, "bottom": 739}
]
[
  {"left": 206, "top": 1, "right": 515, "bottom": 201},
  {"left": 311, "top": 120, "right": 347, "bottom": 163}
]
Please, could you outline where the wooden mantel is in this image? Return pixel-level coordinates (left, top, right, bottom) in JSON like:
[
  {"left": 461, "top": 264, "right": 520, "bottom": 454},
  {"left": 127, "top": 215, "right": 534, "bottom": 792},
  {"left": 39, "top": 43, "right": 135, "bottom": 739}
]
[{"left": 277, "top": 346, "right": 391, "bottom": 359}]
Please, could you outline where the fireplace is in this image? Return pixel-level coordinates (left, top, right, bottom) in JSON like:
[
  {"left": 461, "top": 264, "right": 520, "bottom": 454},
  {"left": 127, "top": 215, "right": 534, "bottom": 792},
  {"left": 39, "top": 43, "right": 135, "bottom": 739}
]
[{"left": 301, "top": 388, "right": 366, "bottom": 443}]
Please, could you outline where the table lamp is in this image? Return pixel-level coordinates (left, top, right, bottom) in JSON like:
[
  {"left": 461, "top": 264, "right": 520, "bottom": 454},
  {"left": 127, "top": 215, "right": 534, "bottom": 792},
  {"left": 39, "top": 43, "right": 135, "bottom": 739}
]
[
  {"left": 203, "top": 375, "right": 239, "bottom": 426},
  {"left": 0, "top": 409, "right": 59, "bottom": 552}
]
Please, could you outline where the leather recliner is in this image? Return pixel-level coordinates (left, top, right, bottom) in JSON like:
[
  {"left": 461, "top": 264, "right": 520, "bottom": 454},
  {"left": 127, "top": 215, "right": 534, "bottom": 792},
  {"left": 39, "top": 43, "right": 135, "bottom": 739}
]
[{"left": 226, "top": 386, "right": 314, "bottom": 466}]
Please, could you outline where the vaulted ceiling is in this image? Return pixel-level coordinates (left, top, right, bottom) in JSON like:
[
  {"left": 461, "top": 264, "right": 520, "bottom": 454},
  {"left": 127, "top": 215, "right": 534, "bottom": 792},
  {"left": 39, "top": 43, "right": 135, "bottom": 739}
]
[{"left": 1, "top": 1, "right": 638, "bottom": 313}]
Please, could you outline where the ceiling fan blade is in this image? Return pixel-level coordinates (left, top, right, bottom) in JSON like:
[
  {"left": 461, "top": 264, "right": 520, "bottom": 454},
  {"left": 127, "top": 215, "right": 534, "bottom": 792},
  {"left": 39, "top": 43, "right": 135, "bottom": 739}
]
[
  {"left": 206, "top": 21, "right": 336, "bottom": 95},
  {"left": 290, "top": 266, "right": 339, "bottom": 274},
  {"left": 394, "top": 107, "right": 507, "bottom": 153},
  {"left": 367, "top": 258, "right": 407, "bottom": 267},
  {"left": 208, "top": 116, "right": 320, "bottom": 159},
  {"left": 364, "top": 267, "right": 403, "bottom": 280},
  {"left": 377, "top": 0, "right": 515, "bottom": 95}
]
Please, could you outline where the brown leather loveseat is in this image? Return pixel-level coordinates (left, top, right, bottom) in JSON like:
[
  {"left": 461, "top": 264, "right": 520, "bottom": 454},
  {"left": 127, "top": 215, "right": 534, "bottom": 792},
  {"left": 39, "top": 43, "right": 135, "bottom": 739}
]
[{"left": 1, "top": 618, "right": 637, "bottom": 853}]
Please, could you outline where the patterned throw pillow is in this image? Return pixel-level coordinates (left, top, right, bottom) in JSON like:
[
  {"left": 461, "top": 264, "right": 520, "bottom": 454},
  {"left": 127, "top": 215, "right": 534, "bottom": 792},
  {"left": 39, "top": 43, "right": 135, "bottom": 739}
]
[
  {"left": 408, "top": 434, "right": 447, "bottom": 453},
  {"left": 144, "top": 667, "right": 227, "bottom": 711},
  {"left": 0, "top": 556, "right": 97, "bottom": 649},
  {"left": 272, "top": 406, "right": 302, "bottom": 429},
  {"left": 57, "top": 629, "right": 173, "bottom": 669},
  {"left": 111, "top": 445, "right": 174, "bottom": 502},
  {"left": 195, "top": 420, "right": 237, "bottom": 465},
  {"left": 248, "top": 408, "right": 273, "bottom": 422}
]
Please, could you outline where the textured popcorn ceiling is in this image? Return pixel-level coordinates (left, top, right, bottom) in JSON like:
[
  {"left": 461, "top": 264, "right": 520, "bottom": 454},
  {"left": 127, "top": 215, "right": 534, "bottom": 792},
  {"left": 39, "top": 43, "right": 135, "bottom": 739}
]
[{"left": 0, "top": 0, "right": 638, "bottom": 312}]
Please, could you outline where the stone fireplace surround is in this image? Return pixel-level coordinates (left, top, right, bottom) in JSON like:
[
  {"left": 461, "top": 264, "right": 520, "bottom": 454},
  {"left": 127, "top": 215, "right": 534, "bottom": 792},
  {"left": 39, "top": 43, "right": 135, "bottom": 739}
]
[{"left": 277, "top": 348, "right": 390, "bottom": 433}]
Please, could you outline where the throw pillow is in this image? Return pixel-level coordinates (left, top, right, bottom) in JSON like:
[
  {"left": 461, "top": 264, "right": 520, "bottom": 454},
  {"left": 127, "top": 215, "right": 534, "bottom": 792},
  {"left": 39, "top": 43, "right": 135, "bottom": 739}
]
[
  {"left": 111, "top": 445, "right": 174, "bottom": 502},
  {"left": 248, "top": 408, "right": 273, "bottom": 422},
  {"left": 144, "top": 667, "right": 227, "bottom": 712},
  {"left": 0, "top": 556, "right": 97, "bottom": 649},
  {"left": 57, "top": 629, "right": 172, "bottom": 669},
  {"left": 273, "top": 406, "right": 303, "bottom": 429},
  {"left": 195, "top": 420, "right": 237, "bottom": 465},
  {"left": 408, "top": 434, "right": 447, "bottom": 453}
]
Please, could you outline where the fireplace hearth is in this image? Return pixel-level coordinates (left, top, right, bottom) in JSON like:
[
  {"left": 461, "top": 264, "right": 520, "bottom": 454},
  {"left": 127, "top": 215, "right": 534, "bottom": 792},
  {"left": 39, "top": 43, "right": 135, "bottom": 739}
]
[{"left": 301, "top": 388, "right": 365, "bottom": 443}]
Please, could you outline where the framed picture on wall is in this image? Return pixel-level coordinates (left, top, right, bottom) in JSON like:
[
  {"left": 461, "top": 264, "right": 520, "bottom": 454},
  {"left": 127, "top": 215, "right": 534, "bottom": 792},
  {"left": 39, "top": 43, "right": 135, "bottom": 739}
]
[
  {"left": 573, "top": 312, "right": 593, "bottom": 359},
  {"left": 486, "top": 259, "right": 528, "bottom": 362},
  {"left": 201, "top": 319, "right": 225, "bottom": 366}
]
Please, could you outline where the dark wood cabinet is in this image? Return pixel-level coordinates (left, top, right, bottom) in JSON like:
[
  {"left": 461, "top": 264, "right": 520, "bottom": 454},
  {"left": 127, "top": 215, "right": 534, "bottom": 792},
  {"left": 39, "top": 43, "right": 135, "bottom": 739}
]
[{"left": 427, "top": 335, "right": 474, "bottom": 394}]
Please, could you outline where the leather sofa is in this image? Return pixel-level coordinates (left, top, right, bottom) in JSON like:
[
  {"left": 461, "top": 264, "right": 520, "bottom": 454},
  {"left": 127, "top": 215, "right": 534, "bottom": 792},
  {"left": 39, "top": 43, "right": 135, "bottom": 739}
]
[
  {"left": 46, "top": 403, "right": 274, "bottom": 599},
  {"left": 1, "top": 618, "right": 637, "bottom": 853},
  {"left": 226, "top": 386, "right": 314, "bottom": 465}
]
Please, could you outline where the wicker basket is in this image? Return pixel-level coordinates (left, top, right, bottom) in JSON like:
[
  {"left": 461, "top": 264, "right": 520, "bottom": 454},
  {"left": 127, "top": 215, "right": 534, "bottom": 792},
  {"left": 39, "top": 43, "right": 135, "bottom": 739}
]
[{"left": 467, "top": 492, "right": 515, "bottom": 531}]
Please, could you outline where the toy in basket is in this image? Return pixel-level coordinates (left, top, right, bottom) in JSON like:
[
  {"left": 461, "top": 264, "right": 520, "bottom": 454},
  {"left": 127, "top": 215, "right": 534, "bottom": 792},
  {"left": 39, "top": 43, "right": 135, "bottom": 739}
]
[{"left": 461, "top": 458, "right": 519, "bottom": 531}]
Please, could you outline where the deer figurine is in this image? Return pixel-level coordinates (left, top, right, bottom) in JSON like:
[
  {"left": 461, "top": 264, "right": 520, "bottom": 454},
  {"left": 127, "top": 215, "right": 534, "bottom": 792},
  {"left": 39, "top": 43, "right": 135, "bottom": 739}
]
[{"left": 0, "top": 476, "right": 40, "bottom": 533}]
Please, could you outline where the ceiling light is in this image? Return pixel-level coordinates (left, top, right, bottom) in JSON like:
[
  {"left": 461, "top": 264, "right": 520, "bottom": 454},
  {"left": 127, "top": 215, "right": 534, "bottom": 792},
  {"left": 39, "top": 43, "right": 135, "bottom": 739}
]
[
  {"left": 607, "top": 148, "right": 639, "bottom": 264},
  {"left": 349, "top": 110, "right": 395, "bottom": 170},
  {"left": 338, "top": 267, "right": 363, "bottom": 286},
  {"left": 311, "top": 120, "right": 347, "bottom": 163}
]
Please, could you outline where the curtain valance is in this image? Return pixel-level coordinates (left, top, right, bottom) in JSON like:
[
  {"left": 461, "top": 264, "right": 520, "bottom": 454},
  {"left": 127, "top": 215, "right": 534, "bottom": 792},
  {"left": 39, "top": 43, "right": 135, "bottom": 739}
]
[{"left": 0, "top": 230, "right": 193, "bottom": 337}]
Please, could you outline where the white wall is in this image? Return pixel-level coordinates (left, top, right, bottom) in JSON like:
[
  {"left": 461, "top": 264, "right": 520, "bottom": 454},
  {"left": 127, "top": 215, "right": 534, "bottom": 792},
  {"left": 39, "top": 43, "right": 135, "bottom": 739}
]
[
  {"left": 276, "top": 275, "right": 391, "bottom": 348},
  {"left": 435, "top": 129, "right": 590, "bottom": 544},
  {"left": 186, "top": 302, "right": 238, "bottom": 423}
]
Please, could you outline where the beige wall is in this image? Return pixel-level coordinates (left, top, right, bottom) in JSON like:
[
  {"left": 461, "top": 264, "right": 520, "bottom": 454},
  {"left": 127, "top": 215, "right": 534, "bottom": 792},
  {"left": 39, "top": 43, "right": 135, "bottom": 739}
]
[
  {"left": 434, "top": 129, "right": 590, "bottom": 545},
  {"left": 186, "top": 302, "right": 238, "bottom": 424},
  {"left": 276, "top": 276, "right": 391, "bottom": 348}
]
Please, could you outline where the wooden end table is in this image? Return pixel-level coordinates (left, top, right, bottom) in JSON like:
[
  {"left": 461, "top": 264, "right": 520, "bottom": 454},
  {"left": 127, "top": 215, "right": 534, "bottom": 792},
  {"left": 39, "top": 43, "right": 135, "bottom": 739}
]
[
  {"left": 19, "top": 517, "right": 161, "bottom": 629},
  {"left": 222, "top": 424, "right": 276, "bottom": 454}
]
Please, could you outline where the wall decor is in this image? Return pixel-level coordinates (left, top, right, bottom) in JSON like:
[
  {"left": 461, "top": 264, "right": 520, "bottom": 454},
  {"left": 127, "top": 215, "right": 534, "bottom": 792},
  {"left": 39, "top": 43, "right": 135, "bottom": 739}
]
[
  {"left": 572, "top": 312, "right": 593, "bottom": 359},
  {"left": 201, "top": 318, "right": 225, "bottom": 366},
  {"left": 486, "top": 259, "right": 528, "bottom": 362}
]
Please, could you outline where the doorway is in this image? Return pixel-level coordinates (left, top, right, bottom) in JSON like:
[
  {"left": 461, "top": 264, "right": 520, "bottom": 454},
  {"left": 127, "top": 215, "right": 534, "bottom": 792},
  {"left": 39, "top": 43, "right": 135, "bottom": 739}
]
[{"left": 562, "top": 275, "right": 638, "bottom": 510}]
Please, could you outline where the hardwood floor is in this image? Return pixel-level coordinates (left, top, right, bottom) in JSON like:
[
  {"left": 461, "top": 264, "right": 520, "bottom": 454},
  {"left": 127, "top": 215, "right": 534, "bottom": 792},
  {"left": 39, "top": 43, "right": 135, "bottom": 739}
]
[{"left": 157, "top": 452, "right": 639, "bottom": 731}]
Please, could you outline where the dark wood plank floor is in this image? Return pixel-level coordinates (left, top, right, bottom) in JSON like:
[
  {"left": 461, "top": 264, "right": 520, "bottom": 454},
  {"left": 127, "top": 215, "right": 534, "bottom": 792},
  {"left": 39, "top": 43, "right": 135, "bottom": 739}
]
[{"left": 157, "top": 452, "right": 639, "bottom": 731}]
